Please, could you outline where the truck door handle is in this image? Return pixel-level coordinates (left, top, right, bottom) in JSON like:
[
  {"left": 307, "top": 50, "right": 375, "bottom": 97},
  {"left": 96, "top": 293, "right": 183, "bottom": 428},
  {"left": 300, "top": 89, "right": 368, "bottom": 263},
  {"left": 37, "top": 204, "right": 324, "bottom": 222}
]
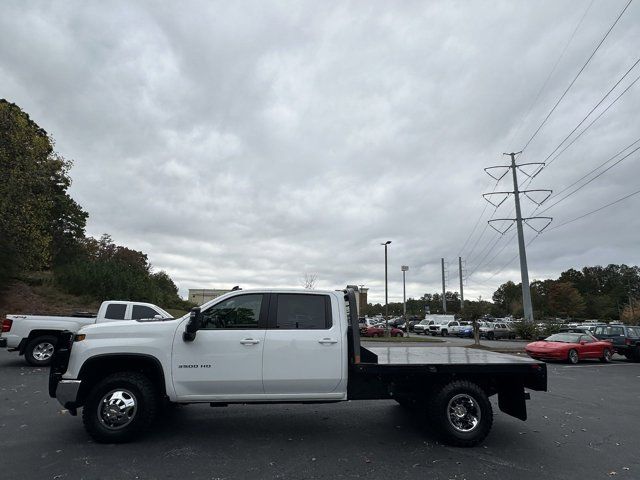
[
  {"left": 240, "top": 338, "right": 260, "bottom": 345},
  {"left": 318, "top": 338, "right": 338, "bottom": 344}
]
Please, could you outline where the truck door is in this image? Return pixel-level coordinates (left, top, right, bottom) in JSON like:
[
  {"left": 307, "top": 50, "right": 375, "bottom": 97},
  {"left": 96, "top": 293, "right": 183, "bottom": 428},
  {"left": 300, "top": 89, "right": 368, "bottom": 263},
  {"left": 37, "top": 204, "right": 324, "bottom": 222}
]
[
  {"left": 262, "top": 293, "right": 343, "bottom": 395},
  {"left": 172, "top": 293, "right": 268, "bottom": 399}
]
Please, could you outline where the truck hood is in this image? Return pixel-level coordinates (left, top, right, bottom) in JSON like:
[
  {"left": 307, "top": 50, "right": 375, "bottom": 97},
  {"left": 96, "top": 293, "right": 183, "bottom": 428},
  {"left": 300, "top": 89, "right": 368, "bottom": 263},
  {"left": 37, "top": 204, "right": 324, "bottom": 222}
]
[{"left": 79, "top": 318, "right": 183, "bottom": 335}]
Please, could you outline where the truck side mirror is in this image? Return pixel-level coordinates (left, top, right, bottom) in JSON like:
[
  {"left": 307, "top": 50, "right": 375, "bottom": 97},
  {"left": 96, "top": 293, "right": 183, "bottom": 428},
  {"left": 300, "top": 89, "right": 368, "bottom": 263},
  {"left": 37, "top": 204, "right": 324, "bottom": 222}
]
[{"left": 183, "top": 307, "right": 202, "bottom": 342}]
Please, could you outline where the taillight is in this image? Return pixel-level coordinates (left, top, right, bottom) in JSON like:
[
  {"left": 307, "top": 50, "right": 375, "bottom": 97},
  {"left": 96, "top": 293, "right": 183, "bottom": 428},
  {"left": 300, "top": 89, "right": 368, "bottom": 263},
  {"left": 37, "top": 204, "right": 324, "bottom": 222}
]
[
  {"left": 625, "top": 339, "right": 632, "bottom": 345},
  {"left": 1, "top": 319, "right": 12, "bottom": 333}
]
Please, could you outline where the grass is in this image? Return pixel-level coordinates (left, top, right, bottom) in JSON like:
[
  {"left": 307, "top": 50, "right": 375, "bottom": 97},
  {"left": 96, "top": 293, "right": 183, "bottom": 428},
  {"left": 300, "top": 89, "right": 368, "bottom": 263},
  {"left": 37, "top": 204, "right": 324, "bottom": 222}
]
[{"left": 362, "top": 335, "right": 444, "bottom": 343}]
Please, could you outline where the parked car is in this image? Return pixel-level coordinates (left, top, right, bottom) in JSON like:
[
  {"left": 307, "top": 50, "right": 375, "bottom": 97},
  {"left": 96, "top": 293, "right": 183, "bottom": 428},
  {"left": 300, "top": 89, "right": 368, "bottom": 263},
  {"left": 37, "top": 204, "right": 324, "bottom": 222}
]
[
  {"left": 456, "top": 324, "right": 474, "bottom": 338},
  {"left": 0, "top": 301, "right": 172, "bottom": 366},
  {"left": 428, "top": 320, "right": 462, "bottom": 336},
  {"left": 413, "top": 319, "right": 435, "bottom": 335},
  {"left": 480, "top": 322, "right": 515, "bottom": 340},
  {"left": 360, "top": 325, "right": 404, "bottom": 338},
  {"left": 592, "top": 324, "right": 640, "bottom": 361},
  {"left": 525, "top": 332, "right": 614, "bottom": 364}
]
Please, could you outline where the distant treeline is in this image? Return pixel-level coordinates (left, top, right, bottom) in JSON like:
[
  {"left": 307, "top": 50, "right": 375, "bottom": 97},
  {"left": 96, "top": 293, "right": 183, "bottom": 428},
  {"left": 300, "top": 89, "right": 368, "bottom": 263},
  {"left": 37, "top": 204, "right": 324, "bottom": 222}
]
[
  {"left": 0, "top": 99, "right": 191, "bottom": 310},
  {"left": 362, "top": 264, "right": 640, "bottom": 323}
]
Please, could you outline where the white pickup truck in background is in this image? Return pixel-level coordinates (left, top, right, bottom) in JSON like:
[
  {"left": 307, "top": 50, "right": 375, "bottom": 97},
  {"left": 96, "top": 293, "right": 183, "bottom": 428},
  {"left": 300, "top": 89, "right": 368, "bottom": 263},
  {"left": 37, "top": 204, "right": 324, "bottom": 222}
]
[{"left": 0, "top": 301, "right": 172, "bottom": 366}]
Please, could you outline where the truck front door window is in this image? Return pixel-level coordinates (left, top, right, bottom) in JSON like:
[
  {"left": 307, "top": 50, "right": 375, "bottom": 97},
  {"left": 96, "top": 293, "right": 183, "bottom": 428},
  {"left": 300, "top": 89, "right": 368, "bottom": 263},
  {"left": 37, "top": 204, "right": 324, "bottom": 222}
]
[{"left": 201, "top": 295, "right": 262, "bottom": 329}]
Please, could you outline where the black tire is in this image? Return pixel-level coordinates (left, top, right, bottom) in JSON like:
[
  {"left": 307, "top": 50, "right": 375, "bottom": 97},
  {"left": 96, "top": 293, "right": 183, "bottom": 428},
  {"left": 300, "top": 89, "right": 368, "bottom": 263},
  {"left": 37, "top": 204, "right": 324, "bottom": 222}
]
[
  {"left": 568, "top": 349, "right": 579, "bottom": 364},
  {"left": 24, "top": 335, "right": 57, "bottom": 366},
  {"left": 600, "top": 348, "right": 612, "bottom": 363},
  {"left": 486, "top": 332, "right": 494, "bottom": 340},
  {"left": 426, "top": 380, "right": 493, "bottom": 447},
  {"left": 82, "top": 372, "right": 158, "bottom": 443},
  {"left": 441, "top": 330, "right": 448, "bottom": 337}
]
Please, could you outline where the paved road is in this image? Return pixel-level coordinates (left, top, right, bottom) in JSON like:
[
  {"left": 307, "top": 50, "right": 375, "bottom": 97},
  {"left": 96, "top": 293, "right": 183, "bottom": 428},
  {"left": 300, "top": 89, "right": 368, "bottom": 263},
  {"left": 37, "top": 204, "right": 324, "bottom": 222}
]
[{"left": 1, "top": 349, "right": 639, "bottom": 480}]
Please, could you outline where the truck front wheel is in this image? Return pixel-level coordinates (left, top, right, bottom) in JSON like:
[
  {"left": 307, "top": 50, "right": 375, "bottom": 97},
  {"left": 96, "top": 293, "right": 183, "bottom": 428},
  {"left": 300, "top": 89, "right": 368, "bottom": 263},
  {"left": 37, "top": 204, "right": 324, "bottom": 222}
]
[
  {"left": 82, "top": 372, "right": 159, "bottom": 443},
  {"left": 25, "top": 335, "right": 57, "bottom": 366},
  {"left": 427, "top": 380, "right": 493, "bottom": 447}
]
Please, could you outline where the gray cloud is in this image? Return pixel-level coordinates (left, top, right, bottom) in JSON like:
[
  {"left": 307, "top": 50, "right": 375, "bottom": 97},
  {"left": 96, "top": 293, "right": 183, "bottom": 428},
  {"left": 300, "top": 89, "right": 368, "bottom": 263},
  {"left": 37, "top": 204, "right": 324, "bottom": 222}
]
[{"left": 1, "top": 0, "right": 638, "bottom": 304}]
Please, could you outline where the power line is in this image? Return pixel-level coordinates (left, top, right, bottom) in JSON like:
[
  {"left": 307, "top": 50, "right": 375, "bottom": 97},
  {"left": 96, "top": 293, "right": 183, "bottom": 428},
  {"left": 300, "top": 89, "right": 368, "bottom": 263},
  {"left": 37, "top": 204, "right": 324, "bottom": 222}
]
[
  {"left": 547, "top": 137, "right": 640, "bottom": 201},
  {"left": 541, "top": 56, "right": 640, "bottom": 166},
  {"left": 465, "top": 233, "right": 504, "bottom": 280},
  {"left": 463, "top": 206, "right": 498, "bottom": 265},
  {"left": 544, "top": 72, "right": 640, "bottom": 170},
  {"left": 483, "top": 234, "right": 540, "bottom": 282},
  {"left": 520, "top": 71, "right": 640, "bottom": 197},
  {"left": 520, "top": 0, "right": 634, "bottom": 152},
  {"left": 547, "top": 188, "right": 640, "bottom": 231},
  {"left": 507, "top": 0, "right": 595, "bottom": 148},
  {"left": 539, "top": 144, "right": 640, "bottom": 214},
  {"left": 458, "top": 179, "right": 499, "bottom": 257}
]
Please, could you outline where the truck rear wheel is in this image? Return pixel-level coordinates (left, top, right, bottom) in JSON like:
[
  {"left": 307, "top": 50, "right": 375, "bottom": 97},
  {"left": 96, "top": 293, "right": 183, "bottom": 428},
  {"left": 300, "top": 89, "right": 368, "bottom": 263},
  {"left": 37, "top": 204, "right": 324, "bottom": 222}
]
[
  {"left": 82, "top": 372, "right": 158, "bottom": 443},
  {"left": 427, "top": 380, "right": 493, "bottom": 447},
  {"left": 25, "top": 335, "right": 57, "bottom": 366}
]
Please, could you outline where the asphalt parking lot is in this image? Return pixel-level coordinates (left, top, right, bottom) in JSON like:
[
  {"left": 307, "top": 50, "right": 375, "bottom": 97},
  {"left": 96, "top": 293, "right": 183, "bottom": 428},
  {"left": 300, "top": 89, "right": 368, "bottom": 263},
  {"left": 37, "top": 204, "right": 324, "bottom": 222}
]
[{"left": 1, "top": 349, "right": 639, "bottom": 480}]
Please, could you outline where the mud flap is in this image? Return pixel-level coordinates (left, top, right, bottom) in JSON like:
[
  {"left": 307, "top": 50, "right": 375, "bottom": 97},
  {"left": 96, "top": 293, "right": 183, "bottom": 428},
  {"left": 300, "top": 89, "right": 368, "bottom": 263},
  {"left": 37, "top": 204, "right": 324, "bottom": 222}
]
[{"left": 498, "top": 385, "right": 529, "bottom": 421}]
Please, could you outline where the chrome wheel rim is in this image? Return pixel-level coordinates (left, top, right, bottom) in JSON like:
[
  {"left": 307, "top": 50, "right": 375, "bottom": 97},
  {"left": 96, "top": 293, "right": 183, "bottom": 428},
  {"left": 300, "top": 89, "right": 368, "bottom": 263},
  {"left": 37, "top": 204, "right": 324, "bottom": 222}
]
[
  {"left": 98, "top": 389, "right": 138, "bottom": 430},
  {"left": 569, "top": 350, "right": 578, "bottom": 363},
  {"left": 33, "top": 342, "right": 54, "bottom": 361},
  {"left": 447, "top": 394, "right": 481, "bottom": 433}
]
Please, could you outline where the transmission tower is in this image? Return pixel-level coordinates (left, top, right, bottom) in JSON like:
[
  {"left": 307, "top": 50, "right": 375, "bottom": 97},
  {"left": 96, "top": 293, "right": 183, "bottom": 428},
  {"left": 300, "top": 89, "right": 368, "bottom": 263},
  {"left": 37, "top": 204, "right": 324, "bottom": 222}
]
[{"left": 482, "top": 152, "right": 553, "bottom": 322}]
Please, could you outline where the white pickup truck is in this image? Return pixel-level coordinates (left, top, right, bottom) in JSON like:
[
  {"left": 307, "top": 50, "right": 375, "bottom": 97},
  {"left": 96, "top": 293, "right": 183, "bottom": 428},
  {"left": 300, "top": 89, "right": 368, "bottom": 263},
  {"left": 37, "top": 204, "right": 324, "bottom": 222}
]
[
  {"left": 1, "top": 301, "right": 171, "bottom": 366},
  {"left": 48, "top": 289, "right": 547, "bottom": 447}
]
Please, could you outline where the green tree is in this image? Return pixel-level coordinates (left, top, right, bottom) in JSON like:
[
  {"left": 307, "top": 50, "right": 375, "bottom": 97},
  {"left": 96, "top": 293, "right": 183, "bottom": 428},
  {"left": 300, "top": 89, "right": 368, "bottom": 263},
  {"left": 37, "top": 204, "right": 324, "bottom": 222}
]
[
  {"left": 492, "top": 281, "right": 521, "bottom": 316},
  {"left": 0, "top": 99, "right": 87, "bottom": 285}
]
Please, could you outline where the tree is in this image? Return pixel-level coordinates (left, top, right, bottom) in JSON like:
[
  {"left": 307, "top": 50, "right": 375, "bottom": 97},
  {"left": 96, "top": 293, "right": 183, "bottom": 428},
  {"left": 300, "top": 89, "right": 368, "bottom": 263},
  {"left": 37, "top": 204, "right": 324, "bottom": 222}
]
[
  {"left": 492, "top": 281, "right": 521, "bottom": 316},
  {"left": 301, "top": 273, "right": 318, "bottom": 289},
  {"left": 547, "top": 282, "right": 586, "bottom": 318},
  {"left": 0, "top": 99, "right": 87, "bottom": 285},
  {"left": 621, "top": 298, "right": 640, "bottom": 324}
]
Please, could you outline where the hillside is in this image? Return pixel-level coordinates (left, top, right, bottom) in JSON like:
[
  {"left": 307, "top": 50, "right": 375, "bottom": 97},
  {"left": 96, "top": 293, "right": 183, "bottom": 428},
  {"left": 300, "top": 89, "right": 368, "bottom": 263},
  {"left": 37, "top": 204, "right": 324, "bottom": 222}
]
[{"left": 0, "top": 272, "right": 189, "bottom": 319}]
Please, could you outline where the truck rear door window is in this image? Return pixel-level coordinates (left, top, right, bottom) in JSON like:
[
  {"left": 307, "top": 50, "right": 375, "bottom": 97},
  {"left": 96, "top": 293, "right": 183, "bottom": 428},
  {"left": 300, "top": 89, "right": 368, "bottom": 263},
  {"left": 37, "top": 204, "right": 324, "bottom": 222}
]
[
  {"left": 104, "top": 304, "right": 127, "bottom": 320},
  {"left": 132, "top": 305, "right": 159, "bottom": 319},
  {"left": 275, "top": 294, "right": 331, "bottom": 329}
]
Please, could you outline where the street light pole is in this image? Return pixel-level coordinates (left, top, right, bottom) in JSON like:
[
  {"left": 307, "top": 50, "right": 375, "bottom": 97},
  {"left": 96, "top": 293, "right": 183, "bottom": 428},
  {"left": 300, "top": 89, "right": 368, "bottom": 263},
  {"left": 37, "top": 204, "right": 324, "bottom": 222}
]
[
  {"left": 381, "top": 241, "right": 392, "bottom": 336},
  {"left": 401, "top": 265, "right": 409, "bottom": 337}
]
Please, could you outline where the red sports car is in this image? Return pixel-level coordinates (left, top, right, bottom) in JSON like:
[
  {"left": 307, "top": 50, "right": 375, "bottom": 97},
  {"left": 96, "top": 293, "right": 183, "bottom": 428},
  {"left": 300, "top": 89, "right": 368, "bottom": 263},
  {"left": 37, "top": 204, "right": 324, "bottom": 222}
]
[
  {"left": 360, "top": 326, "right": 404, "bottom": 338},
  {"left": 526, "top": 332, "right": 613, "bottom": 364}
]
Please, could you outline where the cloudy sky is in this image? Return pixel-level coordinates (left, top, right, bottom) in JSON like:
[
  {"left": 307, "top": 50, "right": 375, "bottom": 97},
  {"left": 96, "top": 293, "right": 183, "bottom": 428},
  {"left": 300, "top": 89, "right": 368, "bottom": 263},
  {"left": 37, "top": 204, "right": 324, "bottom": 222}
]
[{"left": 1, "top": 1, "right": 638, "bottom": 303}]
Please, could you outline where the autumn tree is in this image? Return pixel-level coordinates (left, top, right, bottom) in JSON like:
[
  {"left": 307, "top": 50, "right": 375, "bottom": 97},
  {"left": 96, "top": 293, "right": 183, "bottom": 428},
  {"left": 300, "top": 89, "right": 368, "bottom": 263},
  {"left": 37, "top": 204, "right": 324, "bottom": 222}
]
[{"left": 547, "top": 282, "right": 586, "bottom": 318}]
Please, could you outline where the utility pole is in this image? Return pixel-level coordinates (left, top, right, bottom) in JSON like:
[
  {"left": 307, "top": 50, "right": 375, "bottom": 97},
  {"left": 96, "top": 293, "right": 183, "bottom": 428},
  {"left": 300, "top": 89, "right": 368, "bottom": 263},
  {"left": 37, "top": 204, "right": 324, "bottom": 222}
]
[
  {"left": 402, "top": 265, "right": 409, "bottom": 336},
  {"left": 483, "top": 152, "right": 553, "bottom": 323},
  {"left": 441, "top": 258, "right": 447, "bottom": 313},
  {"left": 381, "top": 241, "right": 392, "bottom": 336},
  {"left": 458, "top": 256, "right": 464, "bottom": 310},
  {"left": 510, "top": 152, "right": 533, "bottom": 323}
]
